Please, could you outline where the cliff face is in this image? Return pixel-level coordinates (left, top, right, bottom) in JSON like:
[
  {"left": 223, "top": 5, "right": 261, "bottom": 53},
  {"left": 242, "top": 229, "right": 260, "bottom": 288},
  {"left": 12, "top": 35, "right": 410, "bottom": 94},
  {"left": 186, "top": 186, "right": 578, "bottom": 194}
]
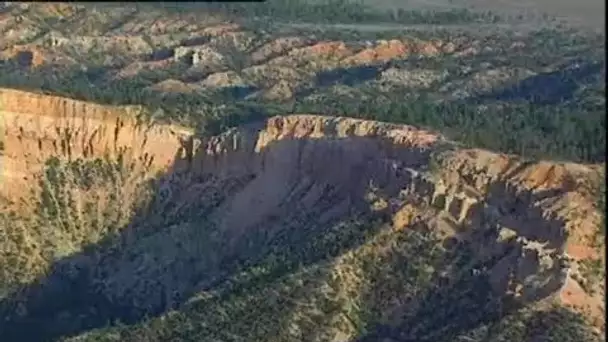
[
  {"left": 0, "top": 88, "right": 603, "bottom": 329},
  {"left": 179, "top": 114, "right": 603, "bottom": 327},
  {"left": 0, "top": 88, "right": 191, "bottom": 200}
]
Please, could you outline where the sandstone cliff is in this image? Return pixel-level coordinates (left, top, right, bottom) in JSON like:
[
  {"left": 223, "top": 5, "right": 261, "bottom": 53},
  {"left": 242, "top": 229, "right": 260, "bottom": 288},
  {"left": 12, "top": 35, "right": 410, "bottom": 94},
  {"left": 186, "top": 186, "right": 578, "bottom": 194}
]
[
  {"left": 0, "top": 88, "right": 603, "bottom": 330},
  {"left": 0, "top": 88, "right": 191, "bottom": 200}
]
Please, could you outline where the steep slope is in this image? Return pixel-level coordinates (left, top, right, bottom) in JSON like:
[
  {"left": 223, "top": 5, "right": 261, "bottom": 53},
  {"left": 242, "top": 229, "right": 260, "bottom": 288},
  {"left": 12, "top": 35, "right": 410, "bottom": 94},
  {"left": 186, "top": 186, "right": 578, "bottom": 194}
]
[
  {"left": 0, "top": 88, "right": 190, "bottom": 198},
  {"left": 0, "top": 89, "right": 603, "bottom": 341}
]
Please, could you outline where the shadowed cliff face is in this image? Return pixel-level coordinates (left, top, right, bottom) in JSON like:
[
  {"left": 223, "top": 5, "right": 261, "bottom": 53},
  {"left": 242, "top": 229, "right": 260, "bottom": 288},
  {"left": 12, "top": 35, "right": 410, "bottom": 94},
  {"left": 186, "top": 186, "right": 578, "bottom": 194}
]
[{"left": 0, "top": 89, "right": 604, "bottom": 337}]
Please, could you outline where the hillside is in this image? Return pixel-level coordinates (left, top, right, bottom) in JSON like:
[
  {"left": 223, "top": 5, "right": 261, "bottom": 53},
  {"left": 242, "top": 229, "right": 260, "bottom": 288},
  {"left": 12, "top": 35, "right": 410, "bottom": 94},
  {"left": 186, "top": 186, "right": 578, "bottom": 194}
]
[{"left": 0, "top": 2, "right": 605, "bottom": 342}]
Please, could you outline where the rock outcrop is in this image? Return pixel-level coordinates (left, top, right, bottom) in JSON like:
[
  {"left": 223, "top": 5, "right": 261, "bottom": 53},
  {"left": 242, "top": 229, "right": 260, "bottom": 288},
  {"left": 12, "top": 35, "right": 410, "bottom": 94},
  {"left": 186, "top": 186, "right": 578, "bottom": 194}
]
[
  {"left": 0, "top": 88, "right": 603, "bottom": 330},
  {"left": 0, "top": 88, "right": 191, "bottom": 200}
]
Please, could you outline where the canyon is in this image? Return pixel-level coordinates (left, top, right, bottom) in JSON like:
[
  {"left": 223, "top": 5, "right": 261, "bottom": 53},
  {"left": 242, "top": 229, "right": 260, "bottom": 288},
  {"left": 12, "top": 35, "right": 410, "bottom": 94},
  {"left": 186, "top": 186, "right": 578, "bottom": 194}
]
[{"left": 0, "top": 89, "right": 603, "bottom": 337}]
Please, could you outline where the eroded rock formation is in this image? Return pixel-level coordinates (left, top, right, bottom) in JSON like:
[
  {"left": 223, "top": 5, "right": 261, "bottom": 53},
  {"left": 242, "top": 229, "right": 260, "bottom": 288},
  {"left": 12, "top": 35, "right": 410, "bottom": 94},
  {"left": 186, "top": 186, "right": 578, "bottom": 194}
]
[{"left": 0, "top": 88, "right": 603, "bottom": 330}]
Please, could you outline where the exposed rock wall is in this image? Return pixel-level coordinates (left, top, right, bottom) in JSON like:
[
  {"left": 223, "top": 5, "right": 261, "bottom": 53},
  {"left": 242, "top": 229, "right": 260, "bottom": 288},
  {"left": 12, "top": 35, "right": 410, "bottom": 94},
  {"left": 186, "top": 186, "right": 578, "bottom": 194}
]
[
  {"left": 0, "top": 88, "right": 191, "bottom": 199},
  {"left": 0, "top": 88, "right": 603, "bottom": 328}
]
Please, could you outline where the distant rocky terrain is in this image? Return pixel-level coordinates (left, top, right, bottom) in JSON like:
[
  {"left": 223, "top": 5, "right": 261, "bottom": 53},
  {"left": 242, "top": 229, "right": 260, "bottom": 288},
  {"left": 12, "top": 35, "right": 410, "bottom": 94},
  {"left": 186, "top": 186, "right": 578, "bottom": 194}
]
[{"left": 0, "top": 2, "right": 604, "bottom": 342}]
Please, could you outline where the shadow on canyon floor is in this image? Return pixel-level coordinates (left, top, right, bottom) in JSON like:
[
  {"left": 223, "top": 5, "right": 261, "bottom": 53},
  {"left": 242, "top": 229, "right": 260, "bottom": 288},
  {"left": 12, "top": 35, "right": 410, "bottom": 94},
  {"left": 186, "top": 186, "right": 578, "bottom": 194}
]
[
  {"left": 0, "top": 128, "right": 571, "bottom": 342},
  {"left": 295, "top": 63, "right": 388, "bottom": 98},
  {"left": 469, "top": 60, "right": 604, "bottom": 105}
]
